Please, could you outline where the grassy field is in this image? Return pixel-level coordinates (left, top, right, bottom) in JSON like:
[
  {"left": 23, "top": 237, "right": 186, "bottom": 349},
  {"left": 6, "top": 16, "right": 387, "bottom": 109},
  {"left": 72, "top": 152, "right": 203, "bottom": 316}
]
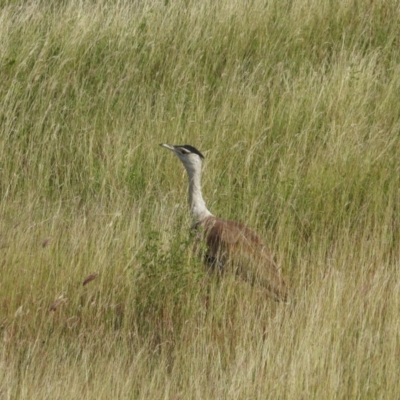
[{"left": 1, "top": 0, "right": 400, "bottom": 398}]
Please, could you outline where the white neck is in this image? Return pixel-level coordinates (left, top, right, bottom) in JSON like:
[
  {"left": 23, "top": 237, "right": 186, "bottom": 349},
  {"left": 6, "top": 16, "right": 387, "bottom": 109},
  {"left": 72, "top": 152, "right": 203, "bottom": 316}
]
[{"left": 183, "top": 162, "right": 213, "bottom": 223}]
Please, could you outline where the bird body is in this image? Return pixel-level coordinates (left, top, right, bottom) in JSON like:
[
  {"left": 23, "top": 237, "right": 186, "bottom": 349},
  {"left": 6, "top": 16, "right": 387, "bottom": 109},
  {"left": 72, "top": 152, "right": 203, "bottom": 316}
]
[{"left": 160, "top": 143, "right": 287, "bottom": 301}]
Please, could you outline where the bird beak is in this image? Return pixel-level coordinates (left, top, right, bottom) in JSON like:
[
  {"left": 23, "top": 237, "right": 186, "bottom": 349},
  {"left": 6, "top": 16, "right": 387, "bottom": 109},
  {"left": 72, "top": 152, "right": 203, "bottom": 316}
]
[{"left": 159, "top": 143, "right": 176, "bottom": 152}]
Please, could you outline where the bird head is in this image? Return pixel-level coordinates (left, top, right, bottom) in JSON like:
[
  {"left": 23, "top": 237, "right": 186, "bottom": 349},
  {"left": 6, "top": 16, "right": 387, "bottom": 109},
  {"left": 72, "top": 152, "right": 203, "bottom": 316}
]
[{"left": 159, "top": 144, "right": 204, "bottom": 171}]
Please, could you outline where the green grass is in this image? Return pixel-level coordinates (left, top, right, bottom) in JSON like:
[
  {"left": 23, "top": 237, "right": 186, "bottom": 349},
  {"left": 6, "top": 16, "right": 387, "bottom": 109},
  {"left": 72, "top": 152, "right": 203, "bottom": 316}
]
[{"left": 1, "top": 0, "right": 400, "bottom": 398}]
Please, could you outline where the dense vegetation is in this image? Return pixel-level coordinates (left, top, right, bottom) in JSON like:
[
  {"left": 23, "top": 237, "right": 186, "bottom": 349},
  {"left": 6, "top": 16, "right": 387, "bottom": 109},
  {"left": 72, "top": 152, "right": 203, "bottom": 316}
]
[{"left": 1, "top": 0, "right": 399, "bottom": 398}]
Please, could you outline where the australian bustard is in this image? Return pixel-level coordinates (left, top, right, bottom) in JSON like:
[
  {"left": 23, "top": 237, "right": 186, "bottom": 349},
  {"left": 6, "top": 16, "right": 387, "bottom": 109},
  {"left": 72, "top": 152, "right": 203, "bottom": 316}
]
[{"left": 160, "top": 143, "right": 288, "bottom": 301}]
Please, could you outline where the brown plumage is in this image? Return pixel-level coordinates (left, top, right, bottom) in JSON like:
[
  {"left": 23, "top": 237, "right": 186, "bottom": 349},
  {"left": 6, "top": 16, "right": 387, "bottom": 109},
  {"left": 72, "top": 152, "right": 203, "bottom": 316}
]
[
  {"left": 160, "top": 143, "right": 288, "bottom": 301},
  {"left": 195, "top": 216, "right": 287, "bottom": 301}
]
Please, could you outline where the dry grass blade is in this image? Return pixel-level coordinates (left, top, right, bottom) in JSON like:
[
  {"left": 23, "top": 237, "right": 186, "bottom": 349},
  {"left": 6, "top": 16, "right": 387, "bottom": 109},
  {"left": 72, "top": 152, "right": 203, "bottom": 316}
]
[
  {"left": 82, "top": 273, "right": 99, "bottom": 286},
  {"left": 42, "top": 237, "right": 52, "bottom": 248},
  {"left": 49, "top": 295, "right": 68, "bottom": 312}
]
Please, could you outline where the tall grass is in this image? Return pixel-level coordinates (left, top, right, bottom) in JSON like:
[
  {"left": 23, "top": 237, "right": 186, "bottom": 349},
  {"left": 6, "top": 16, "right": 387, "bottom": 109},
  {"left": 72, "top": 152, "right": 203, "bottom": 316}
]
[{"left": 1, "top": 0, "right": 400, "bottom": 398}]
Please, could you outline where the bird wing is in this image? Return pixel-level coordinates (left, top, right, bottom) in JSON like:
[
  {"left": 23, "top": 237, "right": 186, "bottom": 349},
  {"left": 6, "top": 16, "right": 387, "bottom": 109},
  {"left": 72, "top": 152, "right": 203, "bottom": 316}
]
[{"left": 198, "top": 216, "right": 287, "bottom": 301}]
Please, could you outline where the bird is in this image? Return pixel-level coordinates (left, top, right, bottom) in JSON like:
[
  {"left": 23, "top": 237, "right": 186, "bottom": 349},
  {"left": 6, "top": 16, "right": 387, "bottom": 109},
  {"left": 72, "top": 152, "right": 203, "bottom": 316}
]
[{"left": 159, "top": 143, "right": 288, "bottom": 301}]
